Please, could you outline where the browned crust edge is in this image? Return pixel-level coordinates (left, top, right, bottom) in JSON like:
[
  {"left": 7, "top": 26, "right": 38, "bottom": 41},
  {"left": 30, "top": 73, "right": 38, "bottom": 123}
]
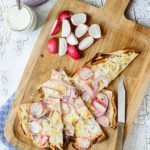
[
  {"left": 85, "top": 49, "right": 140, "bottom": 66},
  {"left": 110, "top": 93, "right": 117, "bottom": 129}
]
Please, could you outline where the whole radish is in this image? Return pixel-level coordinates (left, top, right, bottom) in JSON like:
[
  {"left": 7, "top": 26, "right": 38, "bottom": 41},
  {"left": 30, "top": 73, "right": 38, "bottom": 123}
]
[
  {"left": 67, "top": 45, "right": 80, "bottom": 60},
  {"left": 47, "top": 38, "right": 58, "bottom": 54}
]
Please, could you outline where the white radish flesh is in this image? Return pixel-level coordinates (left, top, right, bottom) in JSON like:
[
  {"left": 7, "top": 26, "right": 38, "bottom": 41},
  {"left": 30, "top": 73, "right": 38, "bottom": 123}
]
[
  {"left": 79, "top": 67, "right": 93, "bottom": 80},
  {"left": 71, "top": 13, "right": 87, "bottom": 26},
  {"left": 67, "top": 45, "right": 80, "bottom": 60},
  {"left": 30, "top": 102, "right": 44, "bottom": 117},
  {"left": 77, "top": 137, "right": 91, "bottom": 149},
  {"left": 79, "top": 36, "right": 94, "bottom": 50},
  {"left": 89, "top": 24, "right": 101, "bottom": 39},
  {"left": 59, "top": 38, "right": 67, "bottom": 56},
  {"left": 58, "top": 10, "right": 72, "bottom": 21},
  {"left": 47, "top": 38, "right": 58, "bottom": 54},
  {"left": 75, "top": 24, "right": 88, "bottom": 38},
  {"left": 62, "top": 19, "right": 71, "bottom": 37},
  {"left": 67, "top": 32, "right": 78, "bottom": 45},
  {"left": 50, "top": 19, "right": 61, "bottom": 35},
  {"left": 96, "top": 116, "right": 109, "bottom": 127},
  {"left": 29, "top": 121, "right": 42, "bottom": 134}
]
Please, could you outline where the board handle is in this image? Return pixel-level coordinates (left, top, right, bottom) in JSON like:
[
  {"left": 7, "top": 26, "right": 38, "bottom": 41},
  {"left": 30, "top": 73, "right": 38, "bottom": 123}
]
[{"left": 103, "top": 0, "right": 131, "bottom": 19}]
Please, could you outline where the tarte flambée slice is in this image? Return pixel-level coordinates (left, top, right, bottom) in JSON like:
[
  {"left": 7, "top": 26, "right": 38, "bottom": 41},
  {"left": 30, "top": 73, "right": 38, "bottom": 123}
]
[
  {"left": 71, "top": 50, "right": 139, "bottom": 128},
  {"left": 18, "top": 99, "right": 63, "bottom": 149},
  {"left": 72, "top": 50, "right": 139, "bottom": 96},
  {"left": 50, "top": 70, "right": 105, "bottom": 149}
]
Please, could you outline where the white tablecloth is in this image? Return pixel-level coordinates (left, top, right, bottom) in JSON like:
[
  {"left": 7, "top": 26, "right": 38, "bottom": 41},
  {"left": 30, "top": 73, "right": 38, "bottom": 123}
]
[{"left": 0, "top": 0, "right": 150, "bottom": 149}]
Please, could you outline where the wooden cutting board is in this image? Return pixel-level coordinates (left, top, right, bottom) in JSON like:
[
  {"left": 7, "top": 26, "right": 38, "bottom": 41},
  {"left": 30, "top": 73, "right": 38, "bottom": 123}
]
[{"left": 4, "top": 0, "right": 150, "bottom": 149}]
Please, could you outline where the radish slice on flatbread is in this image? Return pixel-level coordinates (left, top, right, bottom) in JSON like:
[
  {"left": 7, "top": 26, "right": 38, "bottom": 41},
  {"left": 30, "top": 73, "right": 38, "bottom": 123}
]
[
  {"left": 76, "top": 137, "right": 91, "bottom": 149},
  {"left": 96, "top": 116, "right": 109, "bottom": 127},
  {"left": 29, "top": 121, "right": 42, "bottom": 134},
  {"left": 40, "top": 135, "right": 49, "bottom": 146},
  {"left": 30, "top": 102, "right": 44, "bottom": 117},
  {"left": 78, "top": 67, "right": 94, "bottom": 81}
]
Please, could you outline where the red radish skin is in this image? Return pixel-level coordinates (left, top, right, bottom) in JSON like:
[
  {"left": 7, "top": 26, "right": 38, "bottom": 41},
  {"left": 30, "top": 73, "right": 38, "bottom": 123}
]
[
  {"left": 67, "top": 45, "right": 80, "bottom": 60},
  {"left": 58, "top": 10, "right": 72, "bottom": 21},
  {"left": 47, "top": 38, "right": 58, "bottom": 54},
  {"left": 78, "top": 67, "right": 94, "bottom": 81},
  {"left": 40, "top": 135, "right": 49, "bottom": 146},
  {"left": 50, "top": 19, "right": 61, "bottom": 35}
]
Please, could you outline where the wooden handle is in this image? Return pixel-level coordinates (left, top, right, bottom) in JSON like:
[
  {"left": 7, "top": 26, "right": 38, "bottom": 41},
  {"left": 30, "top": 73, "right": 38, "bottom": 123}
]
[
  {"left": 103, "top": 0, "right": 131, "bottom": 18},
  {"left": 114, "top": 123, "right": 125, "bottom": 150}
]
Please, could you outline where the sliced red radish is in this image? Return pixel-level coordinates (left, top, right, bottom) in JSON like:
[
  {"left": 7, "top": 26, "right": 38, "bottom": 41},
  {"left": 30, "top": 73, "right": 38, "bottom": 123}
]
[
  {"left": 50, "top": 19, "right": 61, "bottom": 35},
  {"left": 47, "top": 38, "right": 58, "bottom": 54},
  {"left": 29, "top": 121, "right": 42, "bottom": 134},
  {"left": 96, "top": 116, "right": 109, "bottom": 127},
  {"left": 62, "top": 19, "right": 71, "bottom": 37},
  {"left": 98, "top": 92, "right": 109, "bottom": 108},
  {"left": 61, "top": 101, "right": 70, "bottom": 114},
  {"left": 58, "top": 10, "right": 72, "bottom": 21},
  {"left": 92, "top": 97, "right": 107, "bottom": 116},
  {"left": 75, "top": 24, "right": 88, "bottom": 38},
  {"left": 71, "top": 13, "right": 87, "bottom": 26},
  {"left": 82, "top": 83, "right": 94, "bottom": 96},
  {"left": 76, "top": 137, "right": 91, "bottom": 149},
  {"left": 89, "top": 24, "right": 101, "bottom": 39},
  {"left": 67, "top": 45, "right": 80, "bottom": 60},
  {"left": 78, "top": 36, "right": 94, "bottom": 50},
  {"left": 40, "top": 135, "right": 49, "bottom": 146},
  {"left": 78, "top": 67, "right": 94, "bottom": 80},
  {"left": 30, "top": 102, "right": 44, "bottom": 117},
  {"left": 66, "top": 32, "right": 78, "bottom": 45},
  {"left": 59, "top": 38, "right": 67, "bottom": 56}
]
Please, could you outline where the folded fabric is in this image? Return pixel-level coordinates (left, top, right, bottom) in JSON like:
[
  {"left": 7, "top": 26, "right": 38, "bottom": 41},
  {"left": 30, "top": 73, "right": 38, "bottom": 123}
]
[{"left": 0, "top": 93, "right": 17, "bottom": 150}]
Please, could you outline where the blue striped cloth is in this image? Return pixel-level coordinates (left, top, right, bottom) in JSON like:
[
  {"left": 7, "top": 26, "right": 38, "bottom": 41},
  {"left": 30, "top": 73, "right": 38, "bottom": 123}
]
[{"left": 0, "top": 93, "right": 17, "bottom": 150}]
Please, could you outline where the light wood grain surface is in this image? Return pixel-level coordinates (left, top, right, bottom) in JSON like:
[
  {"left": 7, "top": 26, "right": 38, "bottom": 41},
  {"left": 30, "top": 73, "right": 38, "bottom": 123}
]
[{"left": 2, "top": 0, "right": 150, "bottom": 149}]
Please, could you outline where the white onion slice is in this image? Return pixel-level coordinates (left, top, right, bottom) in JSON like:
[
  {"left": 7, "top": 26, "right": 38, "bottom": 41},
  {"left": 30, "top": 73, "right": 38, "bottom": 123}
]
[
  {"left": 79, "top": 67, "right": 94, "bottom": 80},
  {"left": 96, "top": 116, "right": 109, "bottom": 127},
  {"left": 30, "top": 102, "right": 44, "bottom": 117},
  {"left": 29, "top": 121, "right": 42, "bottom": 134},
  {"left": 77, "top": 137, "right": 91, "bottom": 149}
]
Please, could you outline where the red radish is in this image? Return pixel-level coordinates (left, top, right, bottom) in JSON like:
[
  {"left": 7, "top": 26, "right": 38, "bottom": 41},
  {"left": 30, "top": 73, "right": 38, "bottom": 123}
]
[
  {"left": 58, "top": 10, "right": 72, "bottom": 21},
  {"left": 40, "top": 135, "right": 49, "bottom": 146},
  {"left": 75, "top": 24, "right": 88, "bottom": 38},
  {"left": 89, "top": 24, "right": 101, "bottom": 39},
  {"left": 98, "top": 92, "right": 109, "bottom": 108},
  {"left": 62, "top": 19, "right": 71, "bottom": 37},
  {"left": 92, "top": 97, "right": 107, "bottom": 115},
  {"left": 78, "top": 36, "right": 94, "bottom": 50},
  {"left": 71, "top": 13, "right": 87, "bottom": 26},
  {"left": 76, "top": 137, "right": 91, "bottom": 149},
  {"left": 78, "top": 67, "right": 94, "bottom": 80},
  {"left": 82, "top": 83, "right": 94, "bottom": 96},
  {"left": 50, "top": 19, "right": 61, "bottom": 35},
  {"left": 59, "top": 38, "right": 67, "bottom": 56},
  {"left": 66, "top": 32, "right": 78, "bottom": 45},
  {"left": 30, "top": 102, "right": 44, "bottom": 117},
  {"left": 47, "top": 38, "right": 58, "bottom": 54},
  {"left": 96, "top": 116, "right": 109, "bottom": 127},
  {"left": 67, "top": 45, "right": 80, "bottom": 60},
  {"left": 29, "top": 121, "right": 42, "bottom": 134},
  {"left": 61, "top": 101, "right": 70, "bottom": 114}
]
